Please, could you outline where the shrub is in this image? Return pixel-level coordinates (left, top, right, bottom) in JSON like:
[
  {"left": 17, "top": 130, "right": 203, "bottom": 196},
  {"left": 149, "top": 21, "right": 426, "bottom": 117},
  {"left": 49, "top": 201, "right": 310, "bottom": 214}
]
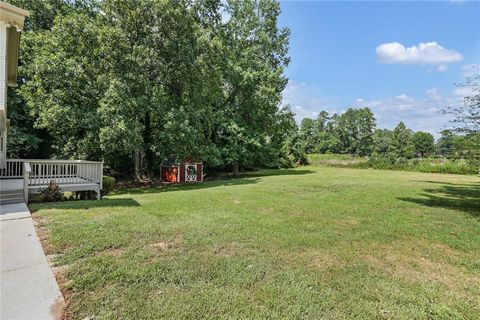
[
  {"left": 77, "top": 190, "right": 97, "bottom": 200},
  {"left": 308, "top": 154, "right": 367, "bottom": 167},
  {"left": 308, "top": 153, "right": 478, "bottom": 175},
  {"left": 40, "top": 180, "right": 64, "bottom": 202},
  {"left": 102, "top": 176, "right": 116, "bottom": 196},
  {"left": 74, "top": 176, "right": 116, "bottom": 200}
]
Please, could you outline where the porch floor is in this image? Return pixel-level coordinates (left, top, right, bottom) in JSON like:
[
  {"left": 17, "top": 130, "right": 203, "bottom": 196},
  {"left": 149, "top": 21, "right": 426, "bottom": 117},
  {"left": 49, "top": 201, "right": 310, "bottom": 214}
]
[
  {"left": 0, "top": 179, "right": 22, "bottom": 192},
  {"left": 0, "top": 178, "right": 99, "bottom": 193}
]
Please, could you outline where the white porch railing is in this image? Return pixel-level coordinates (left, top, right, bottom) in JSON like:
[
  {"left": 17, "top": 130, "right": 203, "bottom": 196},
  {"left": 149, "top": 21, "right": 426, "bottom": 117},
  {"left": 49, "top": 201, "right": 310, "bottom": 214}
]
[
  {"left": 27, "top": 160, "right": 103, "bottom": 187},
  {"left": 1, "top": 159, "right": 103, "bottom": 203},
  {"left": 0, "top": 159, "right": 23, "bottom": 178}
]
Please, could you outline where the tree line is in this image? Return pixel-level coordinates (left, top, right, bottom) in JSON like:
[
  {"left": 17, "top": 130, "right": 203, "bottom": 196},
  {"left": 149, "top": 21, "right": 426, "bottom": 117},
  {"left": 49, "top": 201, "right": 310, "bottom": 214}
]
[
  {"left": 7, "top": 0, "right": 295, "bottom": 178},
  {"left": 293, "top": 107, "right": 479, "bottom": 165}
]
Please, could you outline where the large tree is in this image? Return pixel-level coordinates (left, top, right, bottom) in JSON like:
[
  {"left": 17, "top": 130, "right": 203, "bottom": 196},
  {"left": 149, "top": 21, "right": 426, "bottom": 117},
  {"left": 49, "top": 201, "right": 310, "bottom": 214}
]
[
  {"left": 442, "top": 72, "right": 479, "bottom": 169},
  {"left": 413, "top": 131, "right": 435, "bottom": 158},
  {"left": 5, "top": 0, "right": 83, "bottom": 158},
  {"left": 216, "top": 0, "right": 290, "bottom": 176},
  {"left": 392, "top": 122, "right": 415, "bottom": 159},
  {"left": 299, "top": 118, "right": 317, "bottom": 154},
  {"left": 335, "top": 107, "right": 376, "bottom": 156},
  {"left": 445, "top": 73, "right": 480, "bottom": 134},
  {"left": 372, "top": 129, "right": 393, "bottom": 155},
  {"left": 98, "top": 0, "right": 220, "bottom": 178}
]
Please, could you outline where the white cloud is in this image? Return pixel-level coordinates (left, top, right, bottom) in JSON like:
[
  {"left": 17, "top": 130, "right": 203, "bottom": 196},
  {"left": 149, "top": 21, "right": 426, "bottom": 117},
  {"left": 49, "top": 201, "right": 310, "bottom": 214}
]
[
  {"left": 353, "top": 90, "right": 459, "bottom": 137},
  {"left": 283, "top": 80, "right": 461, "bottom": 137},
  {"left": 454, "top": 86, "right": 475, "bottom": 97},
  {"left": 462, "top": 64, "right": 480, "bottom": 78},
  {"left": 291, "top": 105, "right": 318, "bottom": 121},
  {"left": 376, "top": 42, "right": 463, "bottom": 64},
  {"left": 282, "top": 80, "right": 331, "bottom": 122},
  {"left": 426, "top": 88, "right": 442, "bottom": 101},
  {"left": 395, "top": 94, "right": 413, "bottom": 102},
  {"left": 436, "top": 64, "right": 449, "bottom": 72}
]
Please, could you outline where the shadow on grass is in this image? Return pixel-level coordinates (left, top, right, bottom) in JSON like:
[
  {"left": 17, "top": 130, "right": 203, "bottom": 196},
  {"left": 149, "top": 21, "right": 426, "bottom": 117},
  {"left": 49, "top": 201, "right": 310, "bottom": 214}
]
[
  {"left": 112, "top": 177, "right": 261, "bottom": 195},
  {"left": 112, "top": 169, "right": 315, "bottom": 196},
  {"left": 30, "top": 198, "right": 140, "bottom": 211},
  {"left": 243, "top": 169, "right": 315, "bottom": 178},
  {"left": 399, "top": 181, "right": 480, "bottom": 217}
]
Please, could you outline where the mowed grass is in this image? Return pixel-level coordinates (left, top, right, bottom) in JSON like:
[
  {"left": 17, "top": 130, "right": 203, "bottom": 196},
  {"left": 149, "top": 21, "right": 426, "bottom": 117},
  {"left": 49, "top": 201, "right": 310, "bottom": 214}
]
[{"left": 31, "top": 167, "right": 480, "bottom": 319}]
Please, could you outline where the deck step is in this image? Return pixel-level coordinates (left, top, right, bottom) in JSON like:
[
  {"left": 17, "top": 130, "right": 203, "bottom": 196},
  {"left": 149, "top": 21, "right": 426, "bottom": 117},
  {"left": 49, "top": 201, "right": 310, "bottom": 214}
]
[
  {"left": 0, "top": 188, "right": 25, "bottom": 205},
  {"left": 0, "top": 189, "right": 24, "bottom": 195},
  {"left": 0, "top": 195, "right": 25, "bottom": 205},
  {"left": 0, "top": 198, "right": 25, "bottom": 205}
]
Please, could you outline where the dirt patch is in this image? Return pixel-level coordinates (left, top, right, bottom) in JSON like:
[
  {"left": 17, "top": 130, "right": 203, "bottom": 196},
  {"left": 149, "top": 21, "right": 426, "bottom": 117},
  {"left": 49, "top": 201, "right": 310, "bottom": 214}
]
[
  {"left": 101, "top": 247, "right": 126, "bottom": 257},
  {"left": 50, "top": 295, "right": 66, "bottom": 320},
  {"left": 213, "top": 242, "right": 243, "bottom": 257},
  {"left": 114, "top": 180, "right": 166, "bottom": 191},
  {"left": 336, "top": 217, "right": 360, "bottom": 227},
  {"left": 430, "top": 242, "right": 465, "bottom": 258},
  {"left": 50, "top": 264, "right": 72, "bottom": 319},
  {"left": 278, "top": 248, "right": 346, "bottom": 272},
  {"left": 31, "top": 216, "right": 72, "bottom": 319},
  {"left": 147, "top": 235, "right": 184, "bottom": 254},
  {"left": 149, "top": 241, "right": 174, "bottom": 251},
  {"left": 143, "top": 237, "right": 184, "bottom": 265},
  {"left": 309, "top": 253, "right": 345, "bottom": 270},
  {"left": 33, "top": 216, "right": 57, "bottom": 255},
  {"left": 363, "top": 240, "right": 480, "bottom": 291},
  {"left": 259, "top": 207, "right": 274, "bottom": 214}
]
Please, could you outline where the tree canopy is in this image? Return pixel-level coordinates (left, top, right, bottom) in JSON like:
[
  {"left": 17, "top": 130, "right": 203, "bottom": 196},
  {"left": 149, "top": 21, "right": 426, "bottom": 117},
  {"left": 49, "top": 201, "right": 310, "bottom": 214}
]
[{"left": 8, "top": 0, "right": 293, "bottom": 178}]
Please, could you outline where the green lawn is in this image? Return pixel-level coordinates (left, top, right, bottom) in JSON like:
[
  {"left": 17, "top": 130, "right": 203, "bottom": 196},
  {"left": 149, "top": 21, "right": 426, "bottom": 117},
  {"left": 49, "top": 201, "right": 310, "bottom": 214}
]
[{"left": 32, "top": 167, "right": 480, "bottom": 319}]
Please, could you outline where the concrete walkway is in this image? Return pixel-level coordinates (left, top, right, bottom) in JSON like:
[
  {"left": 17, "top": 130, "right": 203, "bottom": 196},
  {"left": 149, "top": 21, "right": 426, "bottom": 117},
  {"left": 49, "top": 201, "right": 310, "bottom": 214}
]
[{"left": 1, "top": 203, "right": 65, "bottom": 319}]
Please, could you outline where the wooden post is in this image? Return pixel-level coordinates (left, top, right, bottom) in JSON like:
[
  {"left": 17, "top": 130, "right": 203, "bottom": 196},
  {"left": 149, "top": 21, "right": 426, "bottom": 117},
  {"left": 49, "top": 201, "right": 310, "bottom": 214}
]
[
  {"left": 23, "top": 162, "right": 31, "bottom": 203},
  {"left": 100, "top": 162, "right": 103, "bottom": 191}
]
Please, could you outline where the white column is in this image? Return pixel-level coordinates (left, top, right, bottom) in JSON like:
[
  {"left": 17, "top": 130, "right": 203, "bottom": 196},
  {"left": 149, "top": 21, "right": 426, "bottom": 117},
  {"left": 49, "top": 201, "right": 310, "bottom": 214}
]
[{"left": 0, "top": 22, "right": 7, "bottom": 160}]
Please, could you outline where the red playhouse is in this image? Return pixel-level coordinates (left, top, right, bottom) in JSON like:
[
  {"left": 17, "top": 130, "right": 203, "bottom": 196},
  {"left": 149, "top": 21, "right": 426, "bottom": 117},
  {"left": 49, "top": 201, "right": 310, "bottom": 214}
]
[{"left": 161, "top": 156, "right": 203, "bottom": 183}]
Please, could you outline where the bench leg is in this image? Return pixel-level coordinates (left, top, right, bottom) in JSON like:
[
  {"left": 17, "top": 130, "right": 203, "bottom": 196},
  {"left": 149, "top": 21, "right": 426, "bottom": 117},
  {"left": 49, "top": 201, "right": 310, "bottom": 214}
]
[{"left": 96, "top": 187, "right": 101, "bottom": 200}]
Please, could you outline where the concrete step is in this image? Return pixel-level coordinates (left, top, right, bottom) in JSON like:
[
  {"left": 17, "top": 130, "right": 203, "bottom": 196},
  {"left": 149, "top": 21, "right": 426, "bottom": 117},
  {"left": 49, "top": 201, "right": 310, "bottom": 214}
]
[
  {"left": 0, "top": 189, "right": 23, "bottom": 195},
  {"left": 0, "top": 193, "right": 24, "bottom": 198},
  {"left": 0, "top": 197, "right": 25, "bottom": 205},
  {"left": 0, "top": 190, "right": 25, "bottom": 204}
]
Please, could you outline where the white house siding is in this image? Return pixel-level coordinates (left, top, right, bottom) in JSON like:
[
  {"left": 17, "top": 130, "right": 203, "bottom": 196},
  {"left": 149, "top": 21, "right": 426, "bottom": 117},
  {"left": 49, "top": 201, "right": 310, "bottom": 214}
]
[
  {"left": 0, "top": 22, "right": 6, "bottom": 159},
  {"left": 0, "top": 22, "right": 6, "bottom": 111}
]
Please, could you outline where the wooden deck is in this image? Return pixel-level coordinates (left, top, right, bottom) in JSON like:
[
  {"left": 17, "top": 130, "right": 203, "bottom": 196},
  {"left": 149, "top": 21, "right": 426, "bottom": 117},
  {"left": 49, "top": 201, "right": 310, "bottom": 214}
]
[
  {"left": 0, "top": 178, "right": 22, "bottom": 191},
  {"left": 0, "top": 159, "right": 103, "bottom": 203}
]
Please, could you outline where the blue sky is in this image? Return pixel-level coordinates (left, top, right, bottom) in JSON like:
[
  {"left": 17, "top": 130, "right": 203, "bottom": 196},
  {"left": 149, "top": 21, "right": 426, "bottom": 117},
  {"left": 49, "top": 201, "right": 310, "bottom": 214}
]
[{"left": 279, "top": 0, "right": 480, "bottom": 136}]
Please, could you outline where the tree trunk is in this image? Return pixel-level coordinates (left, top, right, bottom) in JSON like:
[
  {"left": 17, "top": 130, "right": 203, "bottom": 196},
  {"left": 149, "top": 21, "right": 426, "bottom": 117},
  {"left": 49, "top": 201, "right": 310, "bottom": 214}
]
[
  {"left": 233, "top": 161, "right": 240, "bottom": 177},
  {"left": 134, "top": 149, "right": 142, "bottom": 181},
  {"left": 143, "top": 110, "right": 153, "bottom": 179}
]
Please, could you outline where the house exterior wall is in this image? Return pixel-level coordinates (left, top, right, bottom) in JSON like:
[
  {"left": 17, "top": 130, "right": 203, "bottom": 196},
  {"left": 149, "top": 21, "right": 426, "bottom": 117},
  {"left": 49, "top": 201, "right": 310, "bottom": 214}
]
[
  {"left": 0, "top": 2, "right": 28, "bottom": 160},
  {"left": 0, "top": 22, "right": 7, "bottom": 159},
  {"left": 0, "top": 22, "right": 6, "bottom": 110}
]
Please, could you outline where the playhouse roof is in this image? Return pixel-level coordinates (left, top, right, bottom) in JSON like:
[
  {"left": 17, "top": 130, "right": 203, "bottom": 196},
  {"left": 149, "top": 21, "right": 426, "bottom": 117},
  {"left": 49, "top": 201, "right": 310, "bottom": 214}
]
[
  {"left": 163, "top": 155, "right": 181, "bottom": 166},
  {"left": 162, "top": 155, "right": 201, "bottom": 166}
]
